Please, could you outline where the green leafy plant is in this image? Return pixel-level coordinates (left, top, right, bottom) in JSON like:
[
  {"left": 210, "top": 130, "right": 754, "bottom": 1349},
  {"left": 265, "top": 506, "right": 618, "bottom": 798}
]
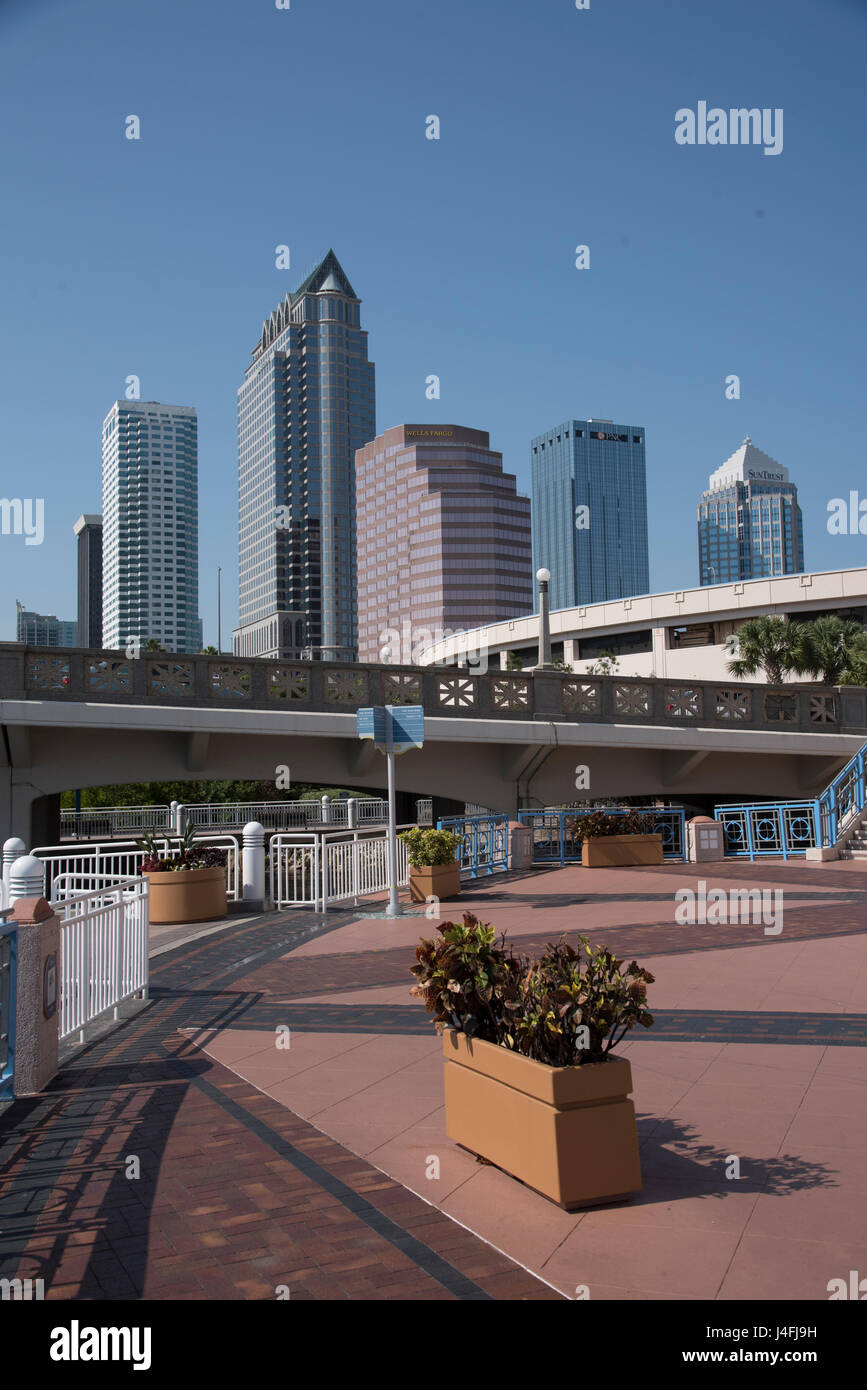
[
  {"left": 136, "top": 823, "right": 227, "bottom": 873},
  {"left": 568, "top": 810, "right": 656, "bottom": 840},
  {"left": 410, "top": 914, "right": 654, "bottom": 1065},
  {"left": 399, "top": 826, "right": 460, "bottom": 868},
  {"left": 726, "top": 616, "right": 801, "bottom": 685}
]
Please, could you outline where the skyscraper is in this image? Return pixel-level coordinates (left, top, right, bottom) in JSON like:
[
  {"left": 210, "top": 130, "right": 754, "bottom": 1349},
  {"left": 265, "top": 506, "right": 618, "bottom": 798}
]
[
  {"left": 16, "top": 602, "right": 77, "bottom": 647},
  {"left": 73, "top": 513, "right": 103, "bottom": 648},
  {"left": 355, "top": 424, "right": 533, "bottom": 664},
  {"left": 234, "top": 250, "right": 376, "bottom": 662},
  {"left": 531, "top": 420, "right": 650, "bottom": 610},
  {"left": 697, "top": 437, "right": 804, "bottom": 586},
  {"left": 101, "top": 401, "right": 202, "bottom": 654}
]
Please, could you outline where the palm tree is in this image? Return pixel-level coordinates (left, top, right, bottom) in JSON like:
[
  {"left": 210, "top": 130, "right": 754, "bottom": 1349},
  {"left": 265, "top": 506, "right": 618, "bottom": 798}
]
[
  {"left": 726, "top": 616, "right": 800, "bottom": 686},
  {"left": 199, "top": 645, "right": 219, "bottom": 655},
  {"left": 143, "top": 637, "right": 165, "bottom": 653},
  {"left": 792, "top": 617, "right": 867, "bottom": 687}
]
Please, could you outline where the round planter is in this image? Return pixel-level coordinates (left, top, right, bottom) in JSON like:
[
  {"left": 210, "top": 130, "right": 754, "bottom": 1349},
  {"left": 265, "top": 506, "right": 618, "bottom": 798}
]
[
  {"left": 409, "top": 861, "right": 461, "bottom": 903},
  {"left": 145, "top": 866, "right": 227, "bottom": 926}
]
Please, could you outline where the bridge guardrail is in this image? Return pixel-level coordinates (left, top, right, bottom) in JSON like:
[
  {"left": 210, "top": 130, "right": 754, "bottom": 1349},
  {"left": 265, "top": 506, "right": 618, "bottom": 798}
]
[
  {"left": 517, "top": 807, "right": 686, "bottom": 865},
  {"left": 7, "top": 646, "right": 867, "bottom": 736}
]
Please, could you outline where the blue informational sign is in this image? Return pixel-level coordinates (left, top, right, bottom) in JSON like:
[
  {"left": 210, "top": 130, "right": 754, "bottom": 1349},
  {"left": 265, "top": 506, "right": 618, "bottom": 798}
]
[
  {"left": 388, "top": 705, "right": 424, "bottom": 751},
  {"left": 356, "top": 706, "right": 388, "bottom": 747},
  {"left": 356, "top": 705, "right": 424, "bottom": 754}
]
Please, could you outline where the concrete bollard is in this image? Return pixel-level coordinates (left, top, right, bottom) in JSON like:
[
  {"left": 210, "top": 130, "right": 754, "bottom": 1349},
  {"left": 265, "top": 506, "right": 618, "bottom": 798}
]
[
  {"left": 12, "top": 896, "right": 60, "bottom": 1096},
  {"left": 347, "top": 798, "right": 358, "bottom": 829},
  {"left": 3, "top": 837, "right": 26, "bottom": 885},
  {"left": 321, "top": 794, "right": 331, "bottom": 825},
  {"left": 508, "top": 821, "right": 534, "bottom": 871},
  {"left": 9, "top": 855, "right": 46, "bottom": 904},
  {"left": 686, "top": 816, "right": 726, "bottom": 862},
  {"left": 242, "top": 822, "right": 266, "bottom": 906}
]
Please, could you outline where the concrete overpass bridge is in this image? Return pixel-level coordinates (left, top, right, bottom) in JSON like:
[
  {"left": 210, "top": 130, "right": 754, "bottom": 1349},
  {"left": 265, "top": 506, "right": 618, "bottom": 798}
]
[{"left": 2, "top": 644, "right": 866, "bottom": 842}]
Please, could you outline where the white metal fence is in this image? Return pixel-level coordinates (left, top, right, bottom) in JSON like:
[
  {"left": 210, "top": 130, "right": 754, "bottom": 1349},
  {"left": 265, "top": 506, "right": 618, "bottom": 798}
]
[
  {"left": 60, "top": 797, "right": 433, "bottom": 837},
  {"left": 269, "top": 827, "right": 410, "bottom": 909},
  {"left": 33, "top": 835, "right": 242, "bottom": 902},
  {"left": 53, "top": 878, "right": 149, "bottom": 1043},
  {"left": 60, "top": 806, "right": 171, "bottom": 839}
]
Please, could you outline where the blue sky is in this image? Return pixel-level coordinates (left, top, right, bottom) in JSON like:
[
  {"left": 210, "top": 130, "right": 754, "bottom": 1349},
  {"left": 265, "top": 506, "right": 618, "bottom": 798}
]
[{"left": 1, "top": 0, "right": 865, "bottom": 644}]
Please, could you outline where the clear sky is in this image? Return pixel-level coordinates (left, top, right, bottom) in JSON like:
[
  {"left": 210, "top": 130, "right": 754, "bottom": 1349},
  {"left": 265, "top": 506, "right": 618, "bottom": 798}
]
[{"left": 1, "top": 0, "right": 865, "bottom": 645}]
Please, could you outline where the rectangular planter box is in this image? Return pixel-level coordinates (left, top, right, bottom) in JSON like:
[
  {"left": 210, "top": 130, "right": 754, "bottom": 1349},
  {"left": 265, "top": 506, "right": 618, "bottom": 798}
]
[
  {"left": 442, "top": 1030, "right": 642, "bottom": 1209},
  {"left": 145, "top": 866, "right": 227, "bottom": 926},
  {"left": 409, "top": 861, "right": 461, "bottom": 903},
  {"left": 581, "top": 833, "right": 663, "bottom": 868}
]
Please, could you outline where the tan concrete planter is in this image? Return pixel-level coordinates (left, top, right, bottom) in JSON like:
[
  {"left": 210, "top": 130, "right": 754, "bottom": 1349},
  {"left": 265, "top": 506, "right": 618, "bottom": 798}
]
[
  {"left": 581, "top": 833, "right": 663, "bottom": 868},
  {"left": 145, "top": 866, "right": 227, "bottom": 925},
  {"left": 443, "top": 1030, "right": 641, "bottom": 1209},
  {"left": 409, "top": 861, "right": 461, "bottom": 903}
]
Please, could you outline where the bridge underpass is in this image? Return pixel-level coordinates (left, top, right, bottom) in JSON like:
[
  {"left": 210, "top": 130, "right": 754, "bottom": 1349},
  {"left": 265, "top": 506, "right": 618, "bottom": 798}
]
[{"left": 1, "top": 699, "right": 863, "bottom": 845}]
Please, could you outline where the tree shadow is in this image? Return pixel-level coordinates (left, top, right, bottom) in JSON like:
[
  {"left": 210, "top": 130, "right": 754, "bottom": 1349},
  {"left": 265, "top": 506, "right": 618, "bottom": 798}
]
[{"left": 633, "top": 1112, "right": 838, "bottom": 1202}]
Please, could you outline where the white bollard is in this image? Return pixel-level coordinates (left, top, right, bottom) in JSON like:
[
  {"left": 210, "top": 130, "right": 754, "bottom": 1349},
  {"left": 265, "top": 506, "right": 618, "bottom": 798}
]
[
  {"left": 321, "top": 794, "right": 331, "bottom": 825},
  {"left": 347, "top": 798, "right": 358, "bottom": 829},
  {"left": 242, "top": 822, "right": 266, "bottom": 903},
  {"left": 8, "top": 855, "right": 46, "bottom": 904},
  {"left": 3, "top": 837, "right": 26, "bottom": 885}
]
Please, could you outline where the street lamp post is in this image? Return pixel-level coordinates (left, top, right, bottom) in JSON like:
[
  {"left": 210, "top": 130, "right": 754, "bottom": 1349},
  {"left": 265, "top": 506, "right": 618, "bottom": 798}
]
[
  {"left": 217, "top": 566, "right": 222, "bottom": 653},
  {"left": 535, "top": 567, "right": 554, "bottom": 670}
]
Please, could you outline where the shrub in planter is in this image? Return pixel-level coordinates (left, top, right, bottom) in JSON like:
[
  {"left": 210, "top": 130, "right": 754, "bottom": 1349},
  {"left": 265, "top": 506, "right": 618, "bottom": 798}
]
[
  {"left": 569, "top": 811, "right": 664, "bottom": 867},
  {"left": 410, "top": 914, "right": 654, "bottom": 1208},
  {"left": 137, "top": 827, "right": 229, "bottom": 925},
  {"left": 399, "top": 827, "right": 461, "bottom": 903}
]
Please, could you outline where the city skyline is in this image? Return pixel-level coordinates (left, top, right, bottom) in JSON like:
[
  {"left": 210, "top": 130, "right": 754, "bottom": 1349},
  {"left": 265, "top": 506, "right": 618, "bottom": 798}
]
[{"left": 2, "top": 0, "right": 865, "bottom": 645}]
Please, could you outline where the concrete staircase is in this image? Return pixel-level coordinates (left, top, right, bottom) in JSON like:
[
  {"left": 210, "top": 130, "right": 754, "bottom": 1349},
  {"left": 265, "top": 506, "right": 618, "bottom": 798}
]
[{"left": 839, "top": 812, "right": 867, "bottom": 859}]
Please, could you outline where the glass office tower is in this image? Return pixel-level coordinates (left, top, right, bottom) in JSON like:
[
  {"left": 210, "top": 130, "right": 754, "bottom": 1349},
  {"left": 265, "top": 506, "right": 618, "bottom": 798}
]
[
  {"left": 531, "top": 419, "right": 650, "bottom": 610},
  {"left": 234, "top": 250, "right": 376, "bottom": 661},
  {"left": 101, "top": 401, "right": 202, "bottom": 654},
  {"left": 16, "top": 602, "right": 77, "bottom": 647},
  {"left": 697, "top": 437, "right": 804, "bottom": 585}
]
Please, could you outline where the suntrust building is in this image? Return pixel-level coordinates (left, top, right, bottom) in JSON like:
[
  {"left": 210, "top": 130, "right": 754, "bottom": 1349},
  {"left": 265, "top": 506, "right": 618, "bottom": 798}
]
[{"left": 698, "top": 437, "right": 804, "bottom": 586}]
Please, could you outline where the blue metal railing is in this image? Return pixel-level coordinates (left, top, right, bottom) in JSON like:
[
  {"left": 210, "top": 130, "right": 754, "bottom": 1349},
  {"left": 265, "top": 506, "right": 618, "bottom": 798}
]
[
  {"left": 715, "top": 740, "right": 867, "bottom": 860},
  {"left": 0, "top": 915, "right": 17, "bottom": 1101},
  {"left": 517, "top": 807, "right": 686, "bottom": 866},
  {"left": 437, "top": 814, "right": 509, "bottom": 877}
]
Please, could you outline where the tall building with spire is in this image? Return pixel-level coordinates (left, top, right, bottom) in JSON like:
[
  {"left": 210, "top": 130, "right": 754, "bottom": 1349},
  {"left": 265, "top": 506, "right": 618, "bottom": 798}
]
[
  {"left": 234, "top": 250, "right": 376, "bottom": 661},
  {"left": 697, "top": 437, "right": 804, "bottom": 586}
]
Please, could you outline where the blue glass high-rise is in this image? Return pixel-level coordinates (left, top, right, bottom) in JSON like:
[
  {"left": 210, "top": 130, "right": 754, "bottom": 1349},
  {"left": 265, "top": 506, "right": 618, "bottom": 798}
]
[{"left": 531, "top": 420, "right": 650, "bottom": 610}]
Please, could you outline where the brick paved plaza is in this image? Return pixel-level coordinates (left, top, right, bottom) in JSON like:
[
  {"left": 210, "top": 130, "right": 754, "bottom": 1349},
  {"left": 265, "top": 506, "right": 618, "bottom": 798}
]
[{"left": 2, "top": 859, "right": 866, "bottom": 1301}]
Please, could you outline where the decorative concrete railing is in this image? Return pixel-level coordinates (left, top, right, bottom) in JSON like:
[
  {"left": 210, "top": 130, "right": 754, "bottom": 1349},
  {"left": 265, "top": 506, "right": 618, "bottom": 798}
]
[{"left": 4, "top": 645, "right": 867, "bottom": 733}]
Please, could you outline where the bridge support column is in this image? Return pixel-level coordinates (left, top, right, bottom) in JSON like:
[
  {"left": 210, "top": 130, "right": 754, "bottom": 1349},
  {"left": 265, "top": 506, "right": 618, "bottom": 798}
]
[{"left": 0, "top": 771, "right": 48, "bottom": 849}]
